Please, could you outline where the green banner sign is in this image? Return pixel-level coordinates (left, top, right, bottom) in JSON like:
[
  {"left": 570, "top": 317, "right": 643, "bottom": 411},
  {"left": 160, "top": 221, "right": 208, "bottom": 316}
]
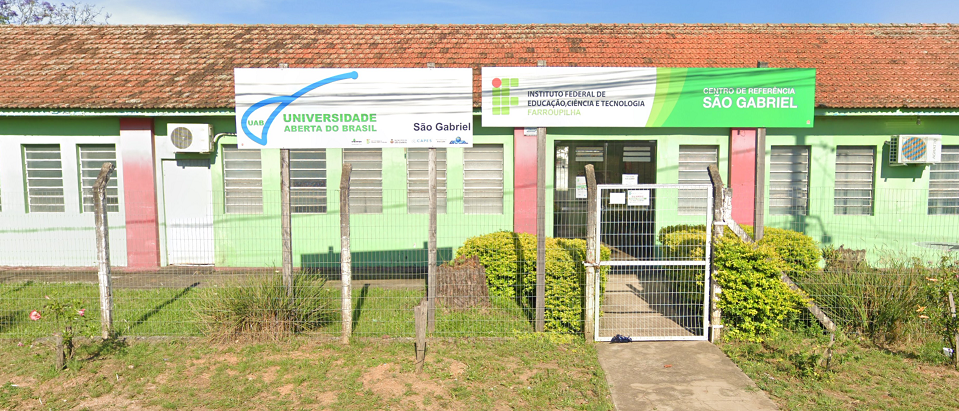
[{"left": 481, "top": 67, "right": 816, "bottom": 128}]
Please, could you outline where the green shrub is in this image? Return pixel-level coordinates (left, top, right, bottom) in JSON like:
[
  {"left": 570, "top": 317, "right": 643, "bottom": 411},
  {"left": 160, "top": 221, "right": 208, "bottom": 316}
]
[
  {"left": 713, "top": 237, "right": 807, "bottom": 342},
  {"left": 455, "top": 231, "right": 610, "bottom": 333},
  {"left": 920, "top": 256, "right": 959, "bottom": 369},
  {"left": 738, "top": 225, "right": 821, "bottom": 278},
  {"left": 192, "top": 274, "right": 335, "bottom": 341},
  {"left": 658, "top": 224, "right": 709, "bottom": 304},
  {"left": 658, "top": 224, "right": 708, "bottom": 260}
]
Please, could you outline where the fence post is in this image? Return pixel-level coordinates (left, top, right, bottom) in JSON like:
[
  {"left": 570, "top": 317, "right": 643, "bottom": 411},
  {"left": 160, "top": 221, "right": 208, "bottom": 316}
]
[
  {"left": 428, "top": 147, "right": 437, "bottom": 332},
  {"left": 754, "top": 127, "right": 766, "bottom": 242},
  {"left": 584, "top": 164, "right": 598, "bottom": 341},
  {"left": 414, "top": 298, "right": 428, "bottom": 373},
  {"left": 93, "top": 162, "right": 115, "bottom": 339},
  {"left": 706, "top": 164, "right": 724, "bottom": 343},
  {"left": 280, "top": 149, "right": 293, "bottom": 297},
  {"left": 535, "top": 126, "right": 547, "bottom": 333},
  {"left": 340, "top": 164, "right": 352, "bottom": 344}
]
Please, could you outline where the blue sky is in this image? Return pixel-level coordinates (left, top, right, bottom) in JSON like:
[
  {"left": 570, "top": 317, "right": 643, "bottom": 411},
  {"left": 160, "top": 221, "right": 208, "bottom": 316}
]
[{"left": 99, "top": 0, "right": 959, "bottom": 25}]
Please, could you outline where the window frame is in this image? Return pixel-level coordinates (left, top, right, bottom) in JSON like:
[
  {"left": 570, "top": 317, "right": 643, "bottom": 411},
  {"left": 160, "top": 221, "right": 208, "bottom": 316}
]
[
  {"left": 22, "top": 144, "right": 66, "bottom": 213},
  {"left": 222, "top": 145, "right": 264, "bottom": 214},
  {"left": 463, "top": 144, "right": 505, "bottom": 215}
]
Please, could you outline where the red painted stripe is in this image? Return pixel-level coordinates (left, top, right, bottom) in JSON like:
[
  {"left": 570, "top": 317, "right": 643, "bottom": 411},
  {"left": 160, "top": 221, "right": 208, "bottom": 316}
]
[
  {"left": 513, "top": 127, "right": 537, "bottom": 234},
  {"left": 729, "top": 128, "right": 756, "bottom": 226},
  {"left": 120, "top": 118, "right": 160, "bottom": 268}
]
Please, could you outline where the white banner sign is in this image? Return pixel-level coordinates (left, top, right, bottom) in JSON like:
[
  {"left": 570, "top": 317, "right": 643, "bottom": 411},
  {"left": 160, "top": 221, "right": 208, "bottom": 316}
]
[
  {"left": 481, "top": 67, "right": 656, "bottom": 127},
  {"left": 235, "top": 68, "right": 474, "bottom": 148}
]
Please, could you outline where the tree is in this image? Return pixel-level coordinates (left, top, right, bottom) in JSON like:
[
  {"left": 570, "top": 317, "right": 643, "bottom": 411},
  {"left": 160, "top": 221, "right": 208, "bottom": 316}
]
[{"left": 0, "top": 0, "right": 109, "bottom": 25}]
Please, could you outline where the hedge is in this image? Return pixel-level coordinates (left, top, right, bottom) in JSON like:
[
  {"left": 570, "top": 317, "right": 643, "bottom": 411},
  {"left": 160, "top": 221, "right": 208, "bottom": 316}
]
[
  {"left": 455, "top": 231, "right": 610, "bottom": 333},
  {"left": 658, "top": 224, "right": 812, "bottom": 341}
]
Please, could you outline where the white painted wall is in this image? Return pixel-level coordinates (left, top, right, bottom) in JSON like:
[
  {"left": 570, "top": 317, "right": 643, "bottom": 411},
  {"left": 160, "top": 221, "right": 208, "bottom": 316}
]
[{"left": 0, "top": 135, "right": 128, "bottom": 266}]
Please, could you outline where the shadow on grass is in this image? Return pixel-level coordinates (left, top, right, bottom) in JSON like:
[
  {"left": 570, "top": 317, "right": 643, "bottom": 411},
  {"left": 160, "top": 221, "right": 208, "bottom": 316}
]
[
  {"left": 0, "top": 311, "right": 23, "bottom": 335},
  {"left": 125, "top": 282, "right": 200, "bottom": 334},
  {"left": 0, "top": 280, "right": 34, "bottom": 297},
  {"left": 351, "top": 283, "right": 371, "bottom": 332}
]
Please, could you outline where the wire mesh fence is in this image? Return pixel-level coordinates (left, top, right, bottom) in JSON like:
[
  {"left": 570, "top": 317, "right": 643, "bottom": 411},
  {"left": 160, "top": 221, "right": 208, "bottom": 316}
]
[
  {"left": 762, "top": 186, "right": 958, "bottom": 341},
  {"left": 2, "top": 184, "right": 956, "bottom": 342}
]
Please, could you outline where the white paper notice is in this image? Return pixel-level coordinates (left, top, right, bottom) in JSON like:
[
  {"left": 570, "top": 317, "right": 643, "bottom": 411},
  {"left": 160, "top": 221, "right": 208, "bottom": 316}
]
[
  {"left": 575, "top": 176, "right": 587, "bottom": 199},
  {"left": 627, "top": 190, "right": 650, "bottom": 206},
  {"left": 622, "top": 174, "right": 638, "bottom": 185},
  {"left": 610, "top": 192, "right": 626, "bottom": 204}
]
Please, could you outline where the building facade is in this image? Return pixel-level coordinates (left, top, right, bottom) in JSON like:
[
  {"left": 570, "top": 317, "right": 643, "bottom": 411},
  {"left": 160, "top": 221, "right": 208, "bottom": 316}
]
[{"left": 1, "top": 24, "right": 957, "bottom": 268}]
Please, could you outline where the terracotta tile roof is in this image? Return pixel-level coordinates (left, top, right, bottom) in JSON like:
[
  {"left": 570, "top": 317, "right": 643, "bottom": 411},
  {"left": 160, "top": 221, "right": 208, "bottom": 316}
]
[{"left": 2, "top": 24, "right": 959, "bottom": 110}]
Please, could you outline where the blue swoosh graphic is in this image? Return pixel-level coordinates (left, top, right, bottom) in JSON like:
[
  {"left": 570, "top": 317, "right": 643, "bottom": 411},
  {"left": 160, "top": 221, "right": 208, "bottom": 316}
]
[{"left": 240, "top": 71, "right": 360, "bottom": 146}]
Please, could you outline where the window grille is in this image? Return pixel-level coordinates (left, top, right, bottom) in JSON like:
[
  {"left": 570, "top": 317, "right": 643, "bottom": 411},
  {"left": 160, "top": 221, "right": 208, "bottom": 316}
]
[
  {"left": 623, "top": 146, "right": 653, "bottom": 163},
  {"left": 769, "top": 146, "right": 809, "bottom": 216},
  {"left": 834, "top": 146, "right": 875, "bottom": 215},
  {"left": 575, "top": 146, "right": 604, "bottom": 162},
  {"left": 223, "top": 145, "right": 263, "bottom": 214},
  {"left": 555, "top": 146, "right": 569, "bottom": 191},
  {"left": 78, "top": 144, "right": 119, "bottom": 213},
  {"left": 407, "top": 148, "right": 447, "bottom": 214},
  {"left": 929, "top": 146, "right": 959, "bottom": 215},
  {"left": 678, "top": 145, "right": 718, "bottom": 215},
  {"left": 290, "top": 149, "right": 327, "bottom": 214},
  {"left": 23, "top": 145, "right": 65, "bottom": 213},
  {"left": 464, "top": 144, "right": 504, "bottom": 214},
  {"left": 344, "top": 148, "right": 383, "bottom": 214}
]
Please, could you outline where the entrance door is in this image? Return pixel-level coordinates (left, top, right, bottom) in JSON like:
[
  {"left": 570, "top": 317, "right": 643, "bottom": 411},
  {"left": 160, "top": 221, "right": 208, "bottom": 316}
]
[
  {"left": 161, "top": 159, "right": 214, "bottom": 265},
  {"left": 553, "top": 141, "right": 656, "bottom": 258}
]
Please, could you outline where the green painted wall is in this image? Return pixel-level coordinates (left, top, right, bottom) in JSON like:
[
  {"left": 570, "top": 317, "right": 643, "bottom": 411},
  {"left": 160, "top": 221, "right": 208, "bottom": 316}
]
[
  {"left": 210, "top": 115, "right": 515, "bottom": 269},
  {"left": 766, "top": 116, "right": 959, "bottom": 257}
]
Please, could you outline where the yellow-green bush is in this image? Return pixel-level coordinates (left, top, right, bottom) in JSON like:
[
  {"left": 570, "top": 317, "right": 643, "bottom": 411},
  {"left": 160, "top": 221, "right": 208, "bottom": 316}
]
[
  {"left": 658, "top": 224, "right": 812, "bottom": 341},
  {"left": 738, "top": 225, "right": 821, "bottom": 278},
  {"left": 455, "top": 231, "right": 610, "bottom": 333},
  {"left": 713, "top": 237, "right": 807, "bottom": 341}
]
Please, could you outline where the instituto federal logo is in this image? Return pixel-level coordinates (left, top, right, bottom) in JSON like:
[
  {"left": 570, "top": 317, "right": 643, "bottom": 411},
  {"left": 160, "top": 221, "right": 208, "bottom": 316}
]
[{"left": 491, "top": 77, "right": 520, "bottom": 115}]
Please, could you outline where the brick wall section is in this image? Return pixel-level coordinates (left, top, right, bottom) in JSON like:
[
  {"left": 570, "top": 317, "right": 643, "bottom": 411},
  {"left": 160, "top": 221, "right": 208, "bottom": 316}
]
[{"left": 2, "top": 24, "right": 959, "bottom": 109}]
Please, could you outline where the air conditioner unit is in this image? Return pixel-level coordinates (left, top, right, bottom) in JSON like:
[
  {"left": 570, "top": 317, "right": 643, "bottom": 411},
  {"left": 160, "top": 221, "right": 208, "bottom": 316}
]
[
  {"left": 167, "top": 123, "right": 213, "bottom": 153},
  {"left": 890, "top": 134, "right": 942, "bottom": 165}
]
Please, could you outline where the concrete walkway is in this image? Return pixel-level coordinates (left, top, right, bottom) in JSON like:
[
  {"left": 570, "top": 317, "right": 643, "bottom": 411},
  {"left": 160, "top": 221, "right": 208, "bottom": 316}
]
[{"left": 596, "top": 341, "right": 778, "bottom": 411}]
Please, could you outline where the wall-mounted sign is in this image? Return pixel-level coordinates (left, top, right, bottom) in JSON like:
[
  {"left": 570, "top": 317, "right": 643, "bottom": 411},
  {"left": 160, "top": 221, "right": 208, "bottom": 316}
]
[
  {"left": 481, "top": 67, "right": 815, "bottom": 128},
  {"left": 235, "top": 68, "right": 473, "bottom": 148}
]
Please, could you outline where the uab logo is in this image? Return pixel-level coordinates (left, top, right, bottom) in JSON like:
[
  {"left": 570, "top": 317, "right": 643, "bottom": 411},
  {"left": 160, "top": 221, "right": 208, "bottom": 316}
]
[{"left": 491, "top": 77, "right": 520, "bottom": 115}]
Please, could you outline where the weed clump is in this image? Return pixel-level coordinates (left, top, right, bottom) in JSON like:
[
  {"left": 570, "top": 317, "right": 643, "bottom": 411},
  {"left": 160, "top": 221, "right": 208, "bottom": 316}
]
[{"left": 192, "top": 274, "right": 335, "bottom": 342}]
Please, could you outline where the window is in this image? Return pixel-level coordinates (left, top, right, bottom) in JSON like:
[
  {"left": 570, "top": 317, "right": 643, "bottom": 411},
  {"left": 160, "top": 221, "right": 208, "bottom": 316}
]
[
  {"left": 290, "top": 149, "right": 327, "bottom": 213},
  {"left": 678, "top": 145, "right": 718, "bottom": 215},
  {"left": 78, "top": 144, "right": 119, "bottom": 213},
  {"left": 575, "top": 146, "right": 604, "bottom": 162},
  {"left": 834, "top": 146, "right": 875, "bottom": 215},
  {"left": 23, "top": 145, "right": 65, "bottom": 213},
  {"left": 344, "top": 148, "right": 382, "bottom": 214},
  {"left": 464, "top": 144, "right": 504, "bottom": 214},
  {"left": 407, "top": 148, "right": 447, "bottom": 214},
  {"left": 929, "top": 146, "right": 959, "bottom": 215},
  {"left": 223, "top": 145, "right": 263, "bottom": 214},
  {"left": 769, "top": 146, "right": 809, "bottom": 216}
]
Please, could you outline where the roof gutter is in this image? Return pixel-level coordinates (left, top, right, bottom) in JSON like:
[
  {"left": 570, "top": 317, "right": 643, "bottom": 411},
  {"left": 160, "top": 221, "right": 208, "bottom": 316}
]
[{"left": 816, "top": 108, "right": 959, "bottom": 116}]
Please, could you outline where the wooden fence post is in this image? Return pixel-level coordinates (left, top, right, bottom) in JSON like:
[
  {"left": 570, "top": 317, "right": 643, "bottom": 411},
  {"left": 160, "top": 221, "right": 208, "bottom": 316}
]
[
  {"left": 428, "top": 147, "right": 437, "bottom": 332},
  {"left": 706, "top": 164, "right": 724, "bottom": 343},
  {"left": 340, "top": 164, "right": 352, "bottom": 344},
  {"left": 584, "top": 165, "right": 598, "bottom": 341},
  {"left": 414, "top": 298, "right": 428, "bottom": 373},
  {"left": 93, "top": 162, "right": 115, "bottom": 339},
  {"left": 281, "top": 149, "right": 293, "bottom": 297}
]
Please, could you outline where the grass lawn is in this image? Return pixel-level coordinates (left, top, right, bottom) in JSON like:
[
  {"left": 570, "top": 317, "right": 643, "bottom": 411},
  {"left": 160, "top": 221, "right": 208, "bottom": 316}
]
[
  {"left": 0, "top": 336, "right": 612, "bottom": 410},
  {"left": 722, "top": 328, "right": 959, "bottom": 411},
  {"left": 1, "top": 280, "right": 536, "bottom": 339}
]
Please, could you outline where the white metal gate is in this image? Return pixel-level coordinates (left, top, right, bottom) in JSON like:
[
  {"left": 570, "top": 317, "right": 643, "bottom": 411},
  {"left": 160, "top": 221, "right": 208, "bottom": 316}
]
[{"left": 594, "top": 184, "right": 712, "bottom": 341}]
